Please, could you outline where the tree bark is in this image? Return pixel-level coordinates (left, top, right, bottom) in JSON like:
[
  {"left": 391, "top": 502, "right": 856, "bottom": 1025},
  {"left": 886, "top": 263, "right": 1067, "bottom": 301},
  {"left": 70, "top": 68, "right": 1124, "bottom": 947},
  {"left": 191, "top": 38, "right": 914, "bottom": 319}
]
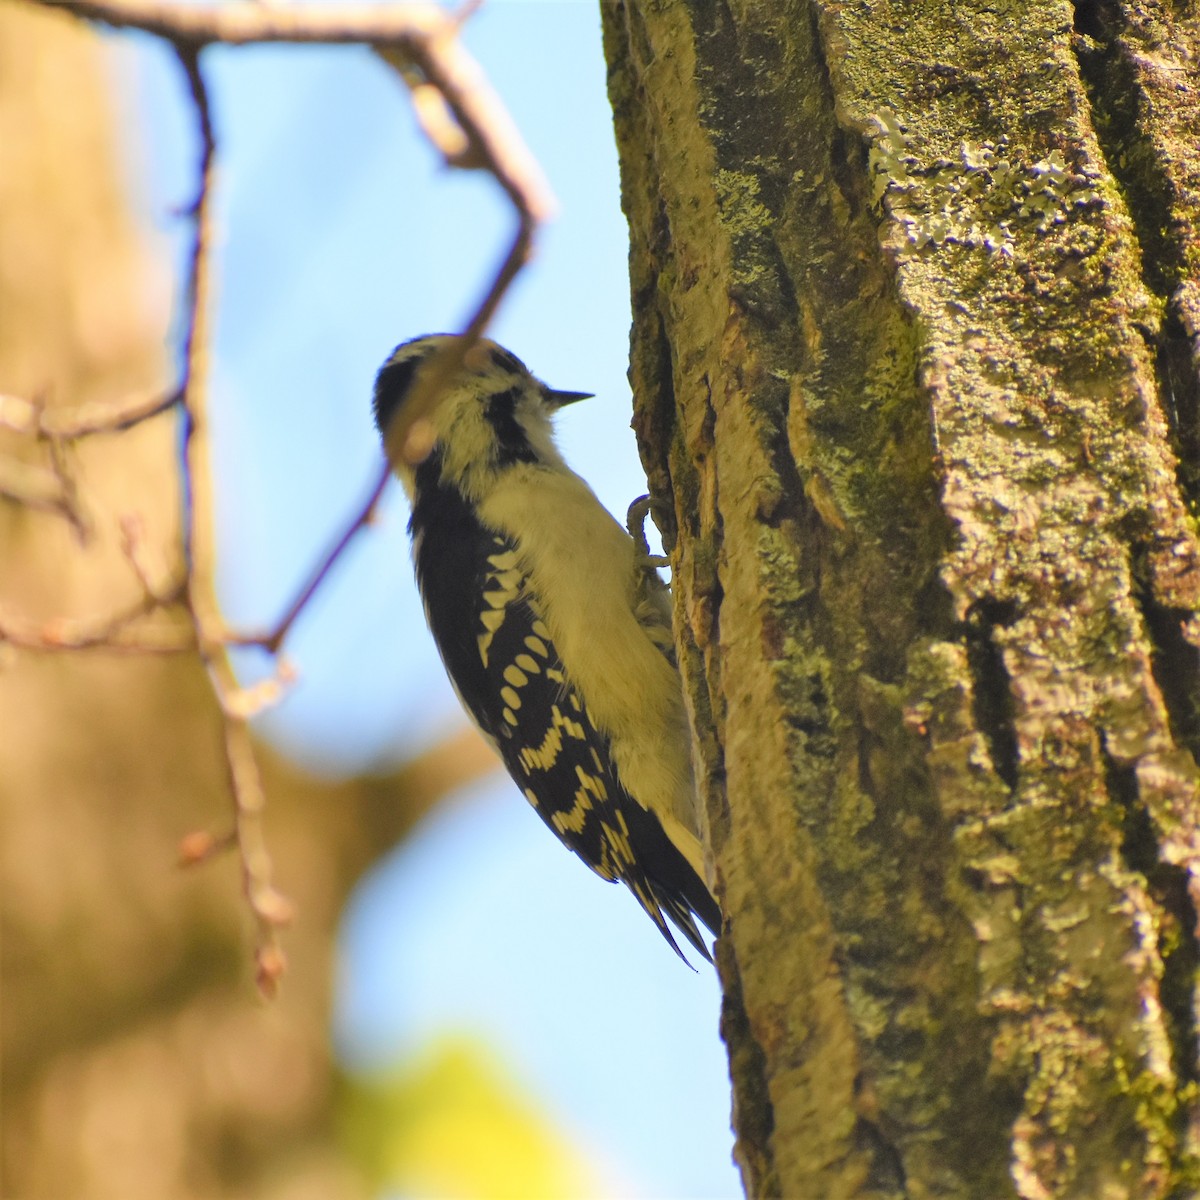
[{"left": 602, "top": 1, "right": 1200, "bottom": 1196}]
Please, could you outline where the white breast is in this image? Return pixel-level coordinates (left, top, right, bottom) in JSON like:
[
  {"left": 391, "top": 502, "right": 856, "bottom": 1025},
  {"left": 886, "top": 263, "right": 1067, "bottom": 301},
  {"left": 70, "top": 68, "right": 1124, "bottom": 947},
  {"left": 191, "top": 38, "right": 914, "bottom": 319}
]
[{"left": 478, "top": 466, "right": 705, "bottom": 878}]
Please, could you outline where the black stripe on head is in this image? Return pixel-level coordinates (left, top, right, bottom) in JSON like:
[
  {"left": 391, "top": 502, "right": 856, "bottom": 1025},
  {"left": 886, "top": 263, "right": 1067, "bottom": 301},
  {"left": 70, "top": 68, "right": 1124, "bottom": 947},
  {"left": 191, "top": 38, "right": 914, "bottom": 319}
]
[
  {"left": 489, "top": 345, "right": 527, "bottom": 376},
  {"left": 373, "top": 352, "right": 420, "bottom": 436},
  {"left": 485, "top": 387, "right": 539, "bottom": 466},
  {"left": 373, "top": 335, "right": 454, "bottom": 436}
]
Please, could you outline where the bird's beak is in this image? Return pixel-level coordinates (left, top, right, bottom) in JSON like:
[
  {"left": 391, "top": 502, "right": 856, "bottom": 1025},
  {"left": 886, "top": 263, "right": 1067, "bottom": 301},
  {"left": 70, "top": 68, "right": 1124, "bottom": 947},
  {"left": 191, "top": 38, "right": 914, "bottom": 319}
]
[{"left": 544, "top": 387, "right": 594, "bottom": 408}]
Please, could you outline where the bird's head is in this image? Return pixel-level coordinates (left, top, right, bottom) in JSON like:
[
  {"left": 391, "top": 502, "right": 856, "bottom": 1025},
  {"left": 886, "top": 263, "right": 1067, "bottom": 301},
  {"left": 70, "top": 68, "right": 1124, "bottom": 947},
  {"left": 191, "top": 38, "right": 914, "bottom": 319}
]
[{"left": 373, "top": 334, "right": 591, "bottom": 498}]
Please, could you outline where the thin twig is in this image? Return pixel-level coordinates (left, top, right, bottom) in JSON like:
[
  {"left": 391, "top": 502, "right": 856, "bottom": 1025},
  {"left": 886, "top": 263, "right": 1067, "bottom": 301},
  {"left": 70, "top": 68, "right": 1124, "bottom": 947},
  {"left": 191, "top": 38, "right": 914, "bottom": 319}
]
[
  {"left": 233, "top": 12, "right": 554, "bottom": 636},
  {"left": 171, "top": 45, "right": 290, "bottom": 994},
  {"left": 34, "top": 0, "right": 556, "bottom": 642},
  {"left": 0, "top": 593, "right": 192, "bottom": 654},
  {"left": 1, "top": 391, "right": 95, "bottom": 536},
  {"left": 226, "top": 460, "right": 392, "bottom": 654},
  {"left": 43, "top": 428, "right": 90, "bottom": 542},
  {"left": 0, "top": 386, "right": 180, "bottom": 537},
  {"left": 372, "top": 36, "right": 551, "bottom": 463},
  {"left": 0, "top": 386, "right": 182, "bottom": 438},
  {"left": 222, "top": 717, "right": 292, "bottom": 999},
  {"left": 119, "top": 514, "right": 169, "bottom": 600},
  {"left": 0, "top": 516, "right": 188, "bottom": 653},
  {"left": 380, "top": 218, "right": 537, "bottom": 466},
  {"left": 20, "top": 0, "right": 557, "bottom": 991},
  {"left": 35, "top": 0, "right": 557, "bottom": 463},
  {"left": 178, "top": 827, "right": 237, "bottom": 867},
  {"left": 0, "top": 455, "right": 68, "bottom": 514},
  {"left": 175, "top": 47, "right": 215, "bottom": 585},
  {"left": 221, "top": 657, "right": 298, "bottom": 720},
  {"left": 0, "top": 616, "right": 192, "bottom": 654},
  {"left": 34, "top": 0, "right": 458, "bottom": 45},
  {"left": 371, "top": 6, "right": 554, "bottom": 461}
]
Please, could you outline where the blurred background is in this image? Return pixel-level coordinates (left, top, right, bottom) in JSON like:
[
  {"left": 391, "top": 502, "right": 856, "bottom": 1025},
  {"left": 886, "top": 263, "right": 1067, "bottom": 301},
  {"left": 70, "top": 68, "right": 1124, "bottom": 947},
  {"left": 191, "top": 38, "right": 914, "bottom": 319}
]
[{"left": 0, "top": 2, "right": 737, "bottom": 1197}]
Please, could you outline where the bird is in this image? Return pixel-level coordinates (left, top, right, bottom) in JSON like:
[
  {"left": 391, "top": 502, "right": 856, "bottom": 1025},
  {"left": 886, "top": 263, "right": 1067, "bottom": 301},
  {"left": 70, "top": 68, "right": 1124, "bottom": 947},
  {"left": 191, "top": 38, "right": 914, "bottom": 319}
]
[{"left": 372, "top": 334, "right": 720, "bottom": 961}]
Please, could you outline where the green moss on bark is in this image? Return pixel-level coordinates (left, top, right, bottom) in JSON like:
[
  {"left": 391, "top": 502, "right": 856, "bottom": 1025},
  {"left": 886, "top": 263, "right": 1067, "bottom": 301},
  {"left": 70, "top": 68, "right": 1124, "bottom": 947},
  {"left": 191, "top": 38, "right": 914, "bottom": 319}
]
[{"left": 603, "top": 0, "right": 1200, "bottom": 1195}]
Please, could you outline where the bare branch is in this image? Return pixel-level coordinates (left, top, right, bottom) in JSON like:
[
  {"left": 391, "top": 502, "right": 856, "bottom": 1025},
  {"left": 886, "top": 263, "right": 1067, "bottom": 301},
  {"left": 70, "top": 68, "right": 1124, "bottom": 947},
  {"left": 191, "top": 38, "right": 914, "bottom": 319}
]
[
  {"left": 220, "top": 658, "right": 298, "bottom": 721},
  {"left": 34, "top": 0, "right": 452, "bottom": 45},
  {"left": 373, "top": 20, "right": 555, "bottom": 464},
  {"left": 0, "top": 386, "right": 181, "bottom": 438},
  {"left": 25, "top": 0, "right": 555, "bottom": 470},
  {"left": 0, "top": 390, "right": 93, "bottom": 534},
  {"left": 118, "top": 514, "right": 173, "bottom": 601},
  {"left": 174, "top": 45, "right": 216, "bottom": 586},
  {"left": 375, "top": 29, "right": 553, "bottom": 223},
  {"left": 0, "top": 510, "right": 188, "bottom": 654},
  {"left": 30, "top": 0, "right": 556, "bottom": 650},
  {"left": 0, "top": 595, "right": 192, "bottom": 654},
  {"left": 43, "top": 429, "right": 90, "bottom": 542},
  {"left": 0, "top": 455, "right": 68, "bottom": 514},
  {"left": 385, "top": 218, "right": 538, "bottom": 468},
  {"left": 221, "top": 716, "right": 292, "bottom": 1000},
  {"left": 227, "top": 461, "right": 392, "bottom": 654},
  {"left": 177, "top": 827, "right": 237, "bottom": 867},
  {"left": 164, "top": 45, "right": 293, "bottom": 994},
  {"left": 16, "top": 0, "right": 557, "bottom": 990}
]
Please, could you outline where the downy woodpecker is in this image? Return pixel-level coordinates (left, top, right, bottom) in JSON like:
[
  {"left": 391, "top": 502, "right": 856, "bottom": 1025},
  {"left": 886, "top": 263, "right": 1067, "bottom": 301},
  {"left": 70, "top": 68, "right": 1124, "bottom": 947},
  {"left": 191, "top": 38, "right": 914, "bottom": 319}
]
[{"left": 373, "top": 335, "right": 719, "bottom": 960}]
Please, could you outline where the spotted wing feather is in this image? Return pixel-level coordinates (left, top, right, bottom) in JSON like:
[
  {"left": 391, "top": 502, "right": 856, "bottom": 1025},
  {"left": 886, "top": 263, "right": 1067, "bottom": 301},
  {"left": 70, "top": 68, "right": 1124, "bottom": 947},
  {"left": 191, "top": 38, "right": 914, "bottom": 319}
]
[{"left": 410, "top": 464, "right": 712, "bottom": 961}]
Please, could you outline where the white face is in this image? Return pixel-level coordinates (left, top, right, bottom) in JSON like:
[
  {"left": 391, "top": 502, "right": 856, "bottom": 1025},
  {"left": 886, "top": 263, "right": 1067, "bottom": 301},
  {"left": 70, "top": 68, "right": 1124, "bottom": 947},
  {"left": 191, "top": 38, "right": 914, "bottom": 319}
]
[{"left": 375, "top": 336, "right": 570, "bottom": 498}]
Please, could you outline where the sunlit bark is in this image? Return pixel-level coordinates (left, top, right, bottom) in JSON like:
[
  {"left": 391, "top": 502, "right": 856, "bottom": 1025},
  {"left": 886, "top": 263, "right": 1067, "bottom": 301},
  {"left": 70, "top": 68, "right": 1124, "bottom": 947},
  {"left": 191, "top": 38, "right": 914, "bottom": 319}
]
[{"left": 603, "top": 2, "right": 1200, "bottom": 1195}]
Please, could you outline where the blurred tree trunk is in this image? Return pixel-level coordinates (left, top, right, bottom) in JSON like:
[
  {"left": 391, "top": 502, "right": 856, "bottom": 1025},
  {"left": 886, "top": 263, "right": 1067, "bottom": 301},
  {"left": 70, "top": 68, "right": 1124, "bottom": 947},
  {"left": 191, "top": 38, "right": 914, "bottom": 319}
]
[
  {"left": 0, "top": 8, "right": 494, "bottom": 1197},
  {"left": 602, "top": 1, "right": 1200, "bottom": 1196}
]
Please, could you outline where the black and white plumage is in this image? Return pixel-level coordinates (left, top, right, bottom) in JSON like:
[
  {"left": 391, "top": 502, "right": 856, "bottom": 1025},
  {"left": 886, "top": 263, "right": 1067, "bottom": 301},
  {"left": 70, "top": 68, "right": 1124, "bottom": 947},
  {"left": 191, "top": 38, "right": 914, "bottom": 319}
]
[{"left": 373, "top": 334, "right": 719, "bottom": 961}]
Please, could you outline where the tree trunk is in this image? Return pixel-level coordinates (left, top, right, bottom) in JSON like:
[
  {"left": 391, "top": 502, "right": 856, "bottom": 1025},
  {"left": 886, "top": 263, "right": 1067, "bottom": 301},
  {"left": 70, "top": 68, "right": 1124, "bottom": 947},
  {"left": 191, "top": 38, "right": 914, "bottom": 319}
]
[{"left": 602, "top": 1, "right": 1200, "bottom": 1196}]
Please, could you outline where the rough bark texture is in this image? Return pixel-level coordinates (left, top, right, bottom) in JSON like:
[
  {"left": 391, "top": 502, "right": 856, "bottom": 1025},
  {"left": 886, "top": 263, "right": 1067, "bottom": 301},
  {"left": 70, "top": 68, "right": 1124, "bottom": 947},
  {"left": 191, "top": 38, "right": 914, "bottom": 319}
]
[{"left": 601, "top": 0, "right": 1200, "bottom": 1196}]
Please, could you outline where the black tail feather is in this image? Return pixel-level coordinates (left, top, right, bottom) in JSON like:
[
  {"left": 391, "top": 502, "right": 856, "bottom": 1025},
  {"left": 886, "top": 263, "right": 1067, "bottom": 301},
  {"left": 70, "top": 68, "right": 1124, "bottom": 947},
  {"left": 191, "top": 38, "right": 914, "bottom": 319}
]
[{"left": 652, "top": 884, "right": 715, "bottom": 965}]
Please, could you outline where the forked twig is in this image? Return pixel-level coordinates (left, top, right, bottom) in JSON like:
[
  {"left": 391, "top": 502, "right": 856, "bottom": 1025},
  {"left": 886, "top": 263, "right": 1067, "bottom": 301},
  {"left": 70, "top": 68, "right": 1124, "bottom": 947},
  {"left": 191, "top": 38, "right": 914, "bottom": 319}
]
[
  {"left": 14, "top": 0, "right": 556, "bottom": 991},
  {"left": 168, "top": 45, "right": 290, "bottom": 990},
  {"left": 227, "top": 461, "right": 392, "bottom": 655},
  {"left": 0, "top": 386, "right": 182, "bottom": 439}
]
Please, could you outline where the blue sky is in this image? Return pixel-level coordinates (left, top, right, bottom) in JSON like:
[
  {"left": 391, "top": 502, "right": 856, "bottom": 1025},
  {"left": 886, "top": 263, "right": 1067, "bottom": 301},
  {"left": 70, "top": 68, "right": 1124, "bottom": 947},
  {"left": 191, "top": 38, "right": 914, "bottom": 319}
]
[{"left": 114, "top": 4, "right": 738, "bottom": 1195}]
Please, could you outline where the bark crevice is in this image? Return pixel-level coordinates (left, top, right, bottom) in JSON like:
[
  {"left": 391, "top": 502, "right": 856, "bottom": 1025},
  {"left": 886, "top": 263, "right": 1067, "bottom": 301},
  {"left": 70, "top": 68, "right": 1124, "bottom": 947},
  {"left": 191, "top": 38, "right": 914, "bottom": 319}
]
[
  {"left": 852, "top": 1110, "right": 909, "bottom": 1199},
  {"left": 606, "top": 0, "right": 1200, "bottom": 1192},
  {"left": 718, "top": 937, "right": 779, "bottom": 1198},
  {"left": 1157, "top": 312, "right": 1200, "bottom": 525},
  {"left": 962, "top": 600, "right": 1021, "bottom": 793},
  {"left": 1071, "top": 0, "right": 1200, "bottom": 515},
  {"left": 1135, "top": 577, "right": 1200, "bottom": 765},
  {"left": 1106, "top": 745, "right": 1200, "bottom": 1095}
]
